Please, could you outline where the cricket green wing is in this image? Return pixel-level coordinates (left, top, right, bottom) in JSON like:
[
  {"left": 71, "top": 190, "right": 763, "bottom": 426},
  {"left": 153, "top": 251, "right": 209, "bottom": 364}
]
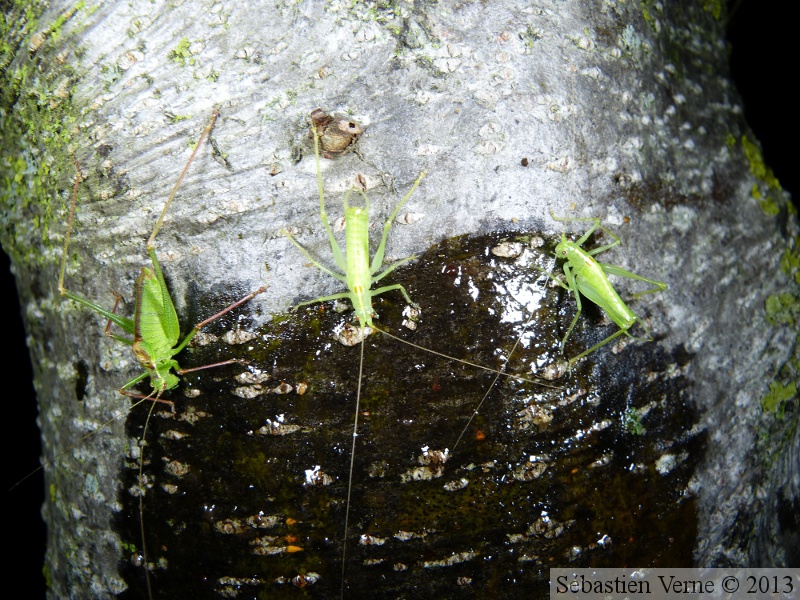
[
  {"left": 131, "top": 250, "right": 182, "bottom": 382},
  {"left": 574, "top": 268, "right": 637, "bottom": 331}
]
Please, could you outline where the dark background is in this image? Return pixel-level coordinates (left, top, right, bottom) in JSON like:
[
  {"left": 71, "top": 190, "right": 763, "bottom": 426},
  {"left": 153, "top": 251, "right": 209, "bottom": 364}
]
[{"left": 4, "top": 2, "right": 796, "bottom": 596}]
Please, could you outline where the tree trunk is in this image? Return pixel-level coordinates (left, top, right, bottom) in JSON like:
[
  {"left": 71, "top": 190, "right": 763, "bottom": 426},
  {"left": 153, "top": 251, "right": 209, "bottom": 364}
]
[{"left": 2, "top": 1, "right": 797, "bottom": 598}]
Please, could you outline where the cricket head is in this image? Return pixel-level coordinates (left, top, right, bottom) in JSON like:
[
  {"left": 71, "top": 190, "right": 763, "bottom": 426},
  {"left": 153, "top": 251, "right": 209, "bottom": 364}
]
[
  {"left": 133, "top": 343, "right": 180, "bottom": 394},
  {"left": 554, "top": 235, "right": 574, "bottom": 260},
  {"left": 343, "top": 186, "right": 370, "bottom": 213},
  {"left": 350, "top": 285, "right": 375, "bottom": 329},
  {"left": 150, "top": 365, "right": 180, "bottom": 394}
]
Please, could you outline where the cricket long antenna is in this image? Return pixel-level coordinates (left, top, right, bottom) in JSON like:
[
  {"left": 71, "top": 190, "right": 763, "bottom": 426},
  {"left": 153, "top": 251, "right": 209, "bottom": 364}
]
[
  {"left": 450, "top": 313, "right": 535, "bottom": 453},
  {"left": 148, "top": 106, "right": 220, "bottom": 249},
  {"left": 341, "top": 331, "right": 366, "bottom": 599},
  {"left": 137, "top": 396, "right": 160, "bottom": 600},
  {"left": 116, "top": 389, "right": 175, "bottom": 600},
  {"left": 312, "top": 123, "right": 326, "bottom": 220},
  {"left": 447, "top": 70, "right": 579, "bottom": 446},
  {"left": 453, "top": 66, "right": 582, "bottom": 451},
  {"left": 450, "top": 68, "right": 575, "bottom": 452},
  {"left": 372, "top": 325, "right": 560, "bottom": 390},
  {"left": 9, "top": 395, "right": 162, "bottom": 491},
  {"left": 58, "top": 160, "right": 83, "bottom": 296}
]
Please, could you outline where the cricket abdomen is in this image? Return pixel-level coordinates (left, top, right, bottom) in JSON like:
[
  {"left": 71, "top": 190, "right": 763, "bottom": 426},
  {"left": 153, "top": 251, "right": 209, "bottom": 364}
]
[
  {"left": 575, "top": 271, "right": 637, "bottom": 331},
  {"left": 344, "top": 206, "right": 374, "bottom": 326},
  {"left": 563, "top": 244, "right": 637, "bottom": 332}
]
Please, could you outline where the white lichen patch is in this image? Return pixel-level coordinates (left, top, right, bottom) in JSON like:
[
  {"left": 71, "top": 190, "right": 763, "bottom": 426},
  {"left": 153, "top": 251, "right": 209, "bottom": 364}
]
[
  {"left": 271, "top": 382, "right": 293, "bottom": 394},
  {"left": 527, "top": 515, "right": 573, "bottom": 539},
  {"left": 191, "top": 331, "right": 218, "bottom": 346},
  {"left": 291, "top": 572, "right": 319, "bottom": 588},
  {"left": 414, "top": 90, "right": 437, "bottom": 105},
  {"left": 334, "top": 323, "right": 374, "bottom": 346},
  {"left": 234, "top": 45, "right": 255, "bottom": 59},
  {"left": 304, "top": 465, "right": 335, "bottom": 487},
  {"left": 368, "top": 461, "right": 388, "bottom": 478},
  {"left": 539, "top": 359, "right": 568, "bottom": 381},
  {"left": 418, "top": 446, "right": 449, "bottom": 466},
  {"left": 491, "top": 241, "right": 524, "bottom": 258},
  {"left": 163, "top": 459, "right": 190, "bottom": 477},
  {"left": 215, "top": 576, "right": 265, "bottom": 596},
  {"left": 516, "top": 403, "right": 553, "bottom": 430},
  {"left": 396, "top": 212, "right": 425, "bottom": 225},
  {"left": 354, "top": 25, "right": 377, "bottom": 43},
  {"left": 215, "top": 513, "right": 282, "bottom": 535},
  {"left": 117, "top": 50, "right": 144, "bottom": 71},
  {"left": 512, "top": 455, "right": 549, "bottom": 481},
  {"left": 214, "top": 519, "right": 250, "bottom": 535},
  {"left": 590, "top": 453, "right": 613, "bottom": 468},
  {"left": 422, "top": 550, "right": 477, "bottom": 568},
  {"left": 433, "top": 57, "right": 461, "bottom": 73},
  {"left": 545, "top": 156, "right": 572, "bottom": 173},
  {"left": 473, "top": 88, "right": 499, "bottom": 109},
  {"left": 235, "top": 370, "right": 271, "bottom": 384},
  {"left": 359, "top": 533, "right": 386, "bottom": 546},
  {"left": 443, "top": 478, "right": 469, "bottom": 492},
  {"left": 232, "top": 385, "right": 267, "bottom": 399},
  {"left": 400, "top": 465, "right": 445, "bottom": 483},
  {"left": 223, "top": 329, "right": 257, "bottom": 345},
  {"left": 178, "top": 406, "right": 210, "bottom": 424},
  {"left": 252, "top": 415, "right": 304, "bottom": 436},
  {"left": 655, "top": 452, "right": 687, "bottom": 474},
  {"left": 249, "top": 536, "right": 285, "bottom": 556},
  {"left": 394, "top": 529, "right": 432, "bottom": 542}
]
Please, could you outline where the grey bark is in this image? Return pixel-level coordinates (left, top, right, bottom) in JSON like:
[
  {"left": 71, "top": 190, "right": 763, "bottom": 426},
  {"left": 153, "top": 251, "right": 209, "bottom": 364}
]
[{"left": 2, "top": 0, "right": 797, "bottom": 598}]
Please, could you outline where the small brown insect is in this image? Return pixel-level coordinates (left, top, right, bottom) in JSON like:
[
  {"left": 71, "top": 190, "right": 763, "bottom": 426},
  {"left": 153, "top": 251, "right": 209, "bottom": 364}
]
[{"left": 310, "top": 108, "right": 363, "bottom": 158}]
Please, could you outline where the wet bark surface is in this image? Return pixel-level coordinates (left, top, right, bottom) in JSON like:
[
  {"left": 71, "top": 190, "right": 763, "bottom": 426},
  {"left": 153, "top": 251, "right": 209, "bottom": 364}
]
[{"left": 118, "top": 232, "right": 701, "bottom": 598}]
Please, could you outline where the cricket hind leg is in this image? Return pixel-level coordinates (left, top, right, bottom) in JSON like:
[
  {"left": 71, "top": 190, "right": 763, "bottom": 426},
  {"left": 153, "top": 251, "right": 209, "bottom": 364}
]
[
  {"left": 290, "top": 290, "right": 356, "bottom": 312},
  {"left": 369, "top": 282, "right": 415, "bottom": 306},
  {"left": 369, "top": 171, "right": 426, "bottom": 273},
  {"left": 192, "top": 286, "right": 267, "bottom": 330},
  {"left": 563, "top": 282, "right": 663, "bottom": 366},
  {"left": 598, "top": 263, "right": 667, "bottom": 298},
  {"left": 282, "top": 228, "right": 348, "bottom": 284},
  {"left": 119, "top": 385, "right": 176, "bottom": 410},
  {"left": 559, "top": 262, "right": 584, "bottom": 353},
  {"left": 371, "top": 253, "right": 418, "bottom": 283},
  {"left": 549, "top": 260, "right": 618, "bottom": 368},
  {"left": 597, "top": 262, "right": 666, "bottom": 343},
  {"left": 565, "top": 304, "right": 659, "bottom": 365},
  {"left": 169, "top": 286, "right": 267, "bottom": 356},
  {"left": 104, "top": 291, "right": 124, "bottom": 333},
  {"left": 310, "top": 121, "right": 348, "bottom": 273},
  {"left": 565, "top": 325, "right": 630, "bottom": 365}
]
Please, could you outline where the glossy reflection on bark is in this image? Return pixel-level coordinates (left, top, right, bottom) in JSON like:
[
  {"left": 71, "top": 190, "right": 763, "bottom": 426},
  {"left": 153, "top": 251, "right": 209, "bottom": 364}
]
[{"left": 117, "top": 232, "right": 701, "bottom": 600}]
